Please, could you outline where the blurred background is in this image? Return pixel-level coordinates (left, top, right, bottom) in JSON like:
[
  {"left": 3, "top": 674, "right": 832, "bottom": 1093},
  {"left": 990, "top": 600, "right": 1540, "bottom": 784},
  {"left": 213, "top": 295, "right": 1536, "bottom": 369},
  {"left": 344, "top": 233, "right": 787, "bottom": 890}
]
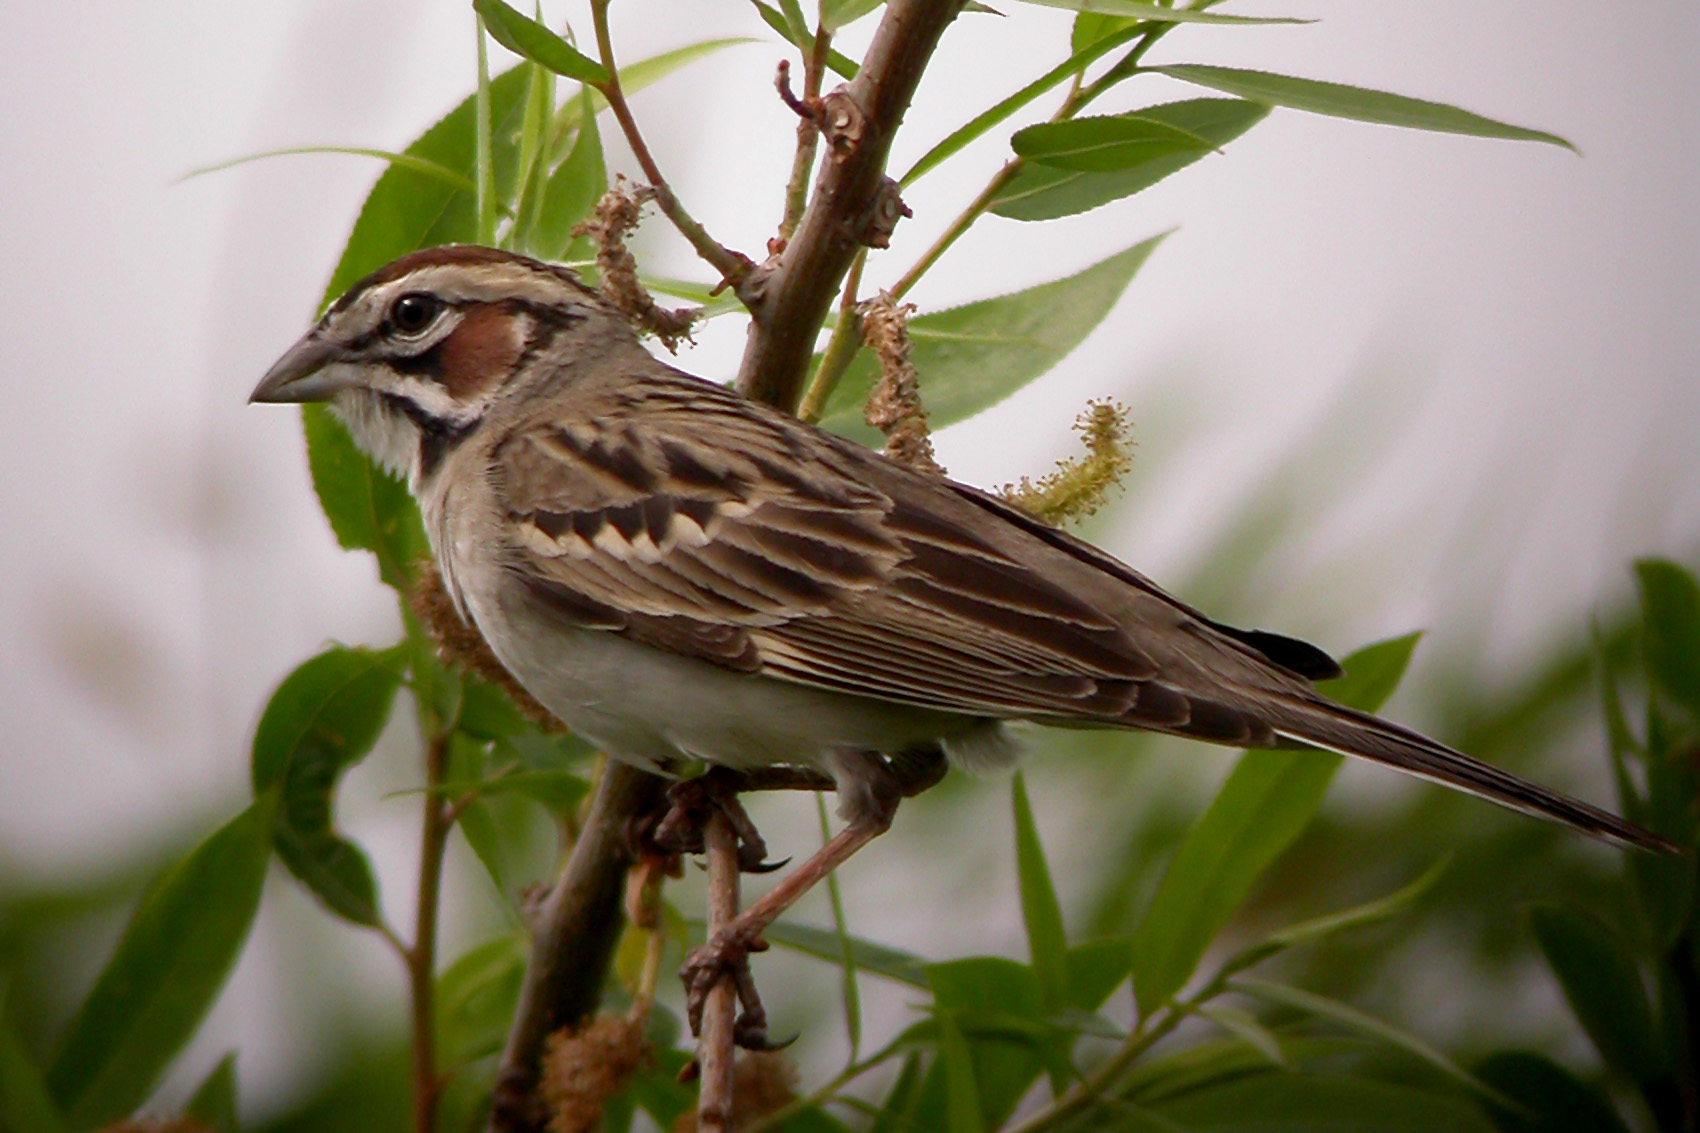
[{"left": 1, "top": 0, "right": 1695, "bottom": 1126}]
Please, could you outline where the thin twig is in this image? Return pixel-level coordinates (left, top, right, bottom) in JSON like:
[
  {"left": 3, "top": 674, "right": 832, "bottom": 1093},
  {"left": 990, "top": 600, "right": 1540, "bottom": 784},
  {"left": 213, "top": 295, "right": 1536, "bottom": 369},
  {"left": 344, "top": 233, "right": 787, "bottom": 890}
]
[
  {"left": 776, "top": 18, "right": 831, "bottom": 244},
  {"left": 697, "top": 812, "right": 742, "bottom": 1133},
  {"left": 736, "top": 0, "right": 968, "bottom": 410},
  {"left": 588, "top": 0, "right": 750, "bottom": 289},
  {"left": 409, "top": 729, "right": 452, "bottom": 1133}
]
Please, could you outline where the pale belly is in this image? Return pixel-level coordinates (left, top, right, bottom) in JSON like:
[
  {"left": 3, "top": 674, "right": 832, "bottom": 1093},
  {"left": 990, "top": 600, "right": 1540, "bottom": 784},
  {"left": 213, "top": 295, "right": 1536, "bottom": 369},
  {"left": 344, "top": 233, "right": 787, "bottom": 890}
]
[{"left": 468, "top": 573, "right": 996, "bottom": 779}]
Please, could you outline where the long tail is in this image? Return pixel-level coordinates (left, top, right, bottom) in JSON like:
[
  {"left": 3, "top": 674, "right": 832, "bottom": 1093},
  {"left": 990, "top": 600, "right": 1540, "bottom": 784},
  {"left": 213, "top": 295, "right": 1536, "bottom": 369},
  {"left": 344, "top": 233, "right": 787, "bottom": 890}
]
[{"left": 1262, "top": 696, "right": 1676, "bottom": 853}]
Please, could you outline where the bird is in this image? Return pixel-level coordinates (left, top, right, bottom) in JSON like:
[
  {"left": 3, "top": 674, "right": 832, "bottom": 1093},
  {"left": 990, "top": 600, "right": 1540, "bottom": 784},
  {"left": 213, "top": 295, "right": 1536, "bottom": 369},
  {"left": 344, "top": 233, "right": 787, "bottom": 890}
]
[{"left": 252, "top": 243, "right": 1670, "bottom": 1045}]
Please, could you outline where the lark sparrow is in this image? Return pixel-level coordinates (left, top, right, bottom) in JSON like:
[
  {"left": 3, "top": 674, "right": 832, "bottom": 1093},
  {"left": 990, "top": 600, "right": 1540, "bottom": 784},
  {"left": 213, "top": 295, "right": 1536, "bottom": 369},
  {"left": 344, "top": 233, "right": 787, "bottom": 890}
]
[{"left": 253, "top": 245, "right": 1667, "bottom": 1042}]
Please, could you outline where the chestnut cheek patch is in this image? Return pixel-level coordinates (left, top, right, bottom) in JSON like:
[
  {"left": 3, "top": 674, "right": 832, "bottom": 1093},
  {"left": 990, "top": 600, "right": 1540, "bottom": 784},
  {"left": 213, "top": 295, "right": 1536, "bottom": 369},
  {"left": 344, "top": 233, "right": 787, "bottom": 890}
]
[{"left": 438, "top": 305, "right": 524, "bottom": 401}]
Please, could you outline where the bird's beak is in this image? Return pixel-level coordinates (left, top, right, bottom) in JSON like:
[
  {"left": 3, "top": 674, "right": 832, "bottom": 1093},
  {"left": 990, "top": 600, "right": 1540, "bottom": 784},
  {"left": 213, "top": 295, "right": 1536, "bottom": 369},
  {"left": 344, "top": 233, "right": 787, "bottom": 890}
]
[{"left": 249, "top": 334, "right": 355, "bottom": 404}]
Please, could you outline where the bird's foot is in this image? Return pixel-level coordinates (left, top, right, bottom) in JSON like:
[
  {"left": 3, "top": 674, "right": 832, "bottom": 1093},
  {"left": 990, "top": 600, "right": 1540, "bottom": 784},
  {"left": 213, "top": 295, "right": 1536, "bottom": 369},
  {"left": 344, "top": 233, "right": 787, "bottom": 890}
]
[
  {"left": 639, "top": 770, "right": 789, "bottom": 873},
  {"left": 682, "top": 923, "right": 793, "bottom": 1051}
]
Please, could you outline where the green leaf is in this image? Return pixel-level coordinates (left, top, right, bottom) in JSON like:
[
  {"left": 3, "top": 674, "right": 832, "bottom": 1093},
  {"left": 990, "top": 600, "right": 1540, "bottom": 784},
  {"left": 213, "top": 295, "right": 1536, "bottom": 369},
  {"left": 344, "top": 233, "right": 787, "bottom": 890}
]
[
  {"left": 1473, "top": 1051, "right": 1632, "bottom": 1133},
  {"left": 1013, "top": 114, "right": 1214, "bottom": 172},
  {"left": 1012, "top": 0, "right": 1309, "bottom": 24},
  {"left": 1149, "top": 1072, "right": 1498, "bottom": 1132},
  {"left": 821, "top": 0, "right": 885, "bottom": 31},
  {"left": 1240, "top": 856, "right": 1448, "bottom": 963},
  {"left": 457, "top": 798, "right": 510, "bottom": 900},
  {"left": 761, "top": 921, "right": 931, "bottom": 988},
  {"left": 926, "top": 959, "right": 1049, "bottom": 1129},
  {"left": 1189, "top": 1003, "right": 1286, "bottom": 1066},
  {"left": 0, "top": 992, "right": 67, "bottom": 1133},
  {"left": 1072, "top": 11, "right": 1137, "bottom": 52},
  {"left": 900, "top": 22, "right": 1148, "bottom": 187},
  {"left": 1314, "top": 632, "right": 1423, "bottom": 714},
  {"left": 181, "top": 146, "right": 477, "bottom": 194},
  {"left": 1132, "top": 747, "right": 1341, "bottom": 1014},
  {"left": 817, "top": 235, "right": 1166, "bottom": 445},
  {"left": 1121, "top": 1036, "right": 1364, "bottom": 1105},
  {"left": 185, "top": 1053, "right": 240, "bottom": 1133},
  {"left": 1066, "top": 937, "right": 1132, "bottom": 1011},
  {"left": 1012, "top": 773, "right": 1070, "bottom": 1013},
  {"left": 1635, "top": 559, "right": 1700, "bottom": 722},
  {"left": 301, "top": 405, "right": 427, "bottom": 592},
  {"left": 869, "top": 1053, "right": 926, "bottom": 1133},
  {"left": 436, "top": 934, "right": 527, "bottom": 1065},
  {"left": 816, "top": 795, "right": 863, "bottom": 1057},
  {"left": 1132, "top": 635, "right": 1418, "bottom": 1014},
  {"left": 1526, "top": 904, "right": 1664, "bottom": 1082},
  {"left": 46, "top": 796, "right": 276, "bottom": 1128},
  {"left": 252, "top": 646, "right": 404, "bottom": 926},
  {"left": 991, "top": 99, "right": 1268, "bottom": 221},
  {"left": 322, "top": 65, "right": 532, "bottom": 306},
  {"left": 474, "top": 0, "right": 610, "bottom": 85},
  {"left": 935, "top": 1011, "right": 987, "bottom": 1133},
  {"left": 1230, "top": 978, "right": 1508, "bottom": 1102},
  {"left": 531, "top": 86, "right": 606, "bottom": 260},
  {"left": 749, "top": 0, "right": 858, "bottom": 77},
  {"left": 507, "top": 57, "right": 557, "bottom": 255},
  {"left": 1153, "top": 64, "right": 1576, "bottom": 150}
]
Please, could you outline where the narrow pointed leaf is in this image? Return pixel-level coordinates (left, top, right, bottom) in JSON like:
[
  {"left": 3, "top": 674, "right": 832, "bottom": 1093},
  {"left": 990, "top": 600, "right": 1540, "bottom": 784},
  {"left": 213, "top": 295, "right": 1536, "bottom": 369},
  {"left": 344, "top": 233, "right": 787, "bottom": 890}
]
[
  {"left": 0, "top": 997, "right": 66, "bottom": 1133},
  {"left": 181, "top": 147, "right": 477, "bottom": 193},
  {"left": 991, "top": 100, "right": 1268, "bottom": 221},
  {"left": 1190, "top": 1003, "right": 1286, "bottom": 1066},
  {"left": 901, "top": 22, "right": 1147, "bottom": 186},
  {"left": 1153, "top": 64, "right": 1576, "bottom": 150},
  {"left": 1230, "top": 978, "right": 1510, "bottom": 1102},
  {"left": 252, "top": 646, "right": 404, "bottom": 926},
  {"left": 761, "top": 921, "right": 931, "bottom": 988},
  {"left": 1150, "top": 1072, "right": 1498, "bottom": 1132},
  {"left": 532, "top": 86, "right": 606, "bottom": 260},
  {"left": 1527, "top": 903, "right": 1664, "bottom": 1082},
  {"left": 1473, "top": 1052, "right": 1632, "bottom": 1133},
  {"left": 302, "top": 406, "right": 427, "bottom": 592},
  {"left": 1014, "top": 0, "right": 1308, "bottom": 23},
  {"left": 1066, "top": 937, "right": 1132, "bottom": 1011},
  {"left": 1012, "top": 773, "right": 1069, "bottom": 1012},
  {"left": 1635, "top": 559, "right": 1700, "bottom": 722},
  {"left": 1013, "top": 114, "right": 1213, "bottom": 172},
  {"left": 749, "top": 0, "right": 858, "bottom": 76},
  {"left": 436, "top": 934, "right": 527, "bottom": 1065},
  {"left": 822, "top": 0, "right": 887, "bottom": 31},
  {"left": 46, "top": 796, "right": 275, "bottom": 1128},
  {"left": 1231, "top": 856, "right": 1447, "bottom": 967},
  {"left": 818, "top": 795, "right": 863, "bottom": 1056},
  {"left": 185, "top": 1053, "right": 239, "bottom": 1133},
  {"left": 1132, "top": 635, "right": 1419, "bottom": 1014},
  {"left": 936, "top": 1012, "right": 987, "bottom": 1133},
  {"left": 474, "top": 0, "right": 610, "bottom": 85},
  {"left": 818, "top": 235, "right": 1165, "bottom": 444},
  {"left": 927, "top": 959, "right": 1049, "bottom": 1129}
]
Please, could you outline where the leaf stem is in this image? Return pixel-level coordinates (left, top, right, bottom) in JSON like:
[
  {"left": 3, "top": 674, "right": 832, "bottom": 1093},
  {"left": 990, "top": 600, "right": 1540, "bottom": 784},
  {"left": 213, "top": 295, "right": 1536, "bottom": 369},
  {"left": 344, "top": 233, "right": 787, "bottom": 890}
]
[
  {"left": 797, "top": 249, "right": 867, "bottom": 422},
  {"left": 474, "top": 16, "right": 497, "bottom": 245},
  {"left": 888, "top": 21, "right": 1175, "bottom": 301},
  {"left": 588, "top": 0, "right": 750, "bottom": 287},
  {"left": 408, "top": 728, "right": 452, "bottom": 1133}
]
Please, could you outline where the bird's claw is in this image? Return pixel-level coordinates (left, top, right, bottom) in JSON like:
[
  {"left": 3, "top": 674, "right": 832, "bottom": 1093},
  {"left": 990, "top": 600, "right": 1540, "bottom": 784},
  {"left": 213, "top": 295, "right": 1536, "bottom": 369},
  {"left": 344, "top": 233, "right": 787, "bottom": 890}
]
[
  {"left": 682, "top": 925, "right": 781, "bottom": 1051},
  {"left": 641, "top": 773, "right": 781, "bottom": 876}
]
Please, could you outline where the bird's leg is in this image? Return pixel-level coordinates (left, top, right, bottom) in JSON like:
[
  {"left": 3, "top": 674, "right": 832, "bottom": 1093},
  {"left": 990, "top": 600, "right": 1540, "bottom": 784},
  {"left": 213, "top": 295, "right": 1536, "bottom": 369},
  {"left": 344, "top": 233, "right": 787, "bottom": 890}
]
[{"left": 683, "top": 750, "right": 902, "bottom": 1050}]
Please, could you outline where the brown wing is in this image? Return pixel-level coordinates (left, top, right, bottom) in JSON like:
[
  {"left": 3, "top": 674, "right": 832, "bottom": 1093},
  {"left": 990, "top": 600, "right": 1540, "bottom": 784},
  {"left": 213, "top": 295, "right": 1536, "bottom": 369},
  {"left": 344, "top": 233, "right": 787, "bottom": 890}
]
[{"left": 493, "top": 371, "right": 1164, "bottom": 720}]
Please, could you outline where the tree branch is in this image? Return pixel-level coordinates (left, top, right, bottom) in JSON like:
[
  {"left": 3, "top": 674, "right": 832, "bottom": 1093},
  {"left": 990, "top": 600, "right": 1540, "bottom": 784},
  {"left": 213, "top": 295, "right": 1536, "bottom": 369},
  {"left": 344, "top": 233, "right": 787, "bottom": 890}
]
[
  {"left": 736, "top": 0, "right": 967, "bottom": 410},
  {"left": 695, "top": 813, "right": 742, "bottom": 1132},
  {"left": 488, "top": 762, "right": 668, "bottom": 1133}
]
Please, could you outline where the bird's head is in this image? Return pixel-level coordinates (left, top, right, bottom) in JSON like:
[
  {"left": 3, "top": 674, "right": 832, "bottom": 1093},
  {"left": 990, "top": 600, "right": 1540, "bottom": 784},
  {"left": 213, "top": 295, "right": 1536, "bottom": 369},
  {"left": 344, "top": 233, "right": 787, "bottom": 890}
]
[{"left": 251, "top": 245, "right": 628, "bottom": 483}]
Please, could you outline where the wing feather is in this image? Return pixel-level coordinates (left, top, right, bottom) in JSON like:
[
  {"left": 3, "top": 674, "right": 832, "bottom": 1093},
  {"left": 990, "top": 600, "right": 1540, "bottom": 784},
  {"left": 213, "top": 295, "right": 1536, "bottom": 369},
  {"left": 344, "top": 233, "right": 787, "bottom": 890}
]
[{"left": 492, "top": 373, "right": 1161, "bottom": 720}]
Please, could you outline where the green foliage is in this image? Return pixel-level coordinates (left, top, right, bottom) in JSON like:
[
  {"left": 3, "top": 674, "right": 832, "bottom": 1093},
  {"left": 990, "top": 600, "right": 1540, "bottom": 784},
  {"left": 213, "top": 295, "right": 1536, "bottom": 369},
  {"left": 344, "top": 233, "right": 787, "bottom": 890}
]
[
  {"left": 817, "top": 235, "right": 1167, "bottom": 445},
  {"left": 44, "top": 797, "right": 274, "bottom": 1129},
  {"left": 252, "top": 645, "right": 404, "bottom": 926},
  {"left": 994, "top": 100, "right": 1269, "bottom": 221},
  {"left": 185, "top": 1054, "right": 241, "bottom": 1133},
  {"left": 473, "top": 0, "right": 610, "bottom": 86},
  {"left": 1152, "top": 65, "right": 1577, "bottom": 151}
]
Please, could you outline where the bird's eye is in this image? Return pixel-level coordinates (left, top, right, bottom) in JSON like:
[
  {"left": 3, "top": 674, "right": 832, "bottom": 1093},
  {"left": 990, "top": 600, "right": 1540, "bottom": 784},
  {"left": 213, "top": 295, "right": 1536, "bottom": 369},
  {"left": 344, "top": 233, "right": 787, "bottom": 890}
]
[{"left": 389, "top": 293, "right": 441, "bottom": 335}]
